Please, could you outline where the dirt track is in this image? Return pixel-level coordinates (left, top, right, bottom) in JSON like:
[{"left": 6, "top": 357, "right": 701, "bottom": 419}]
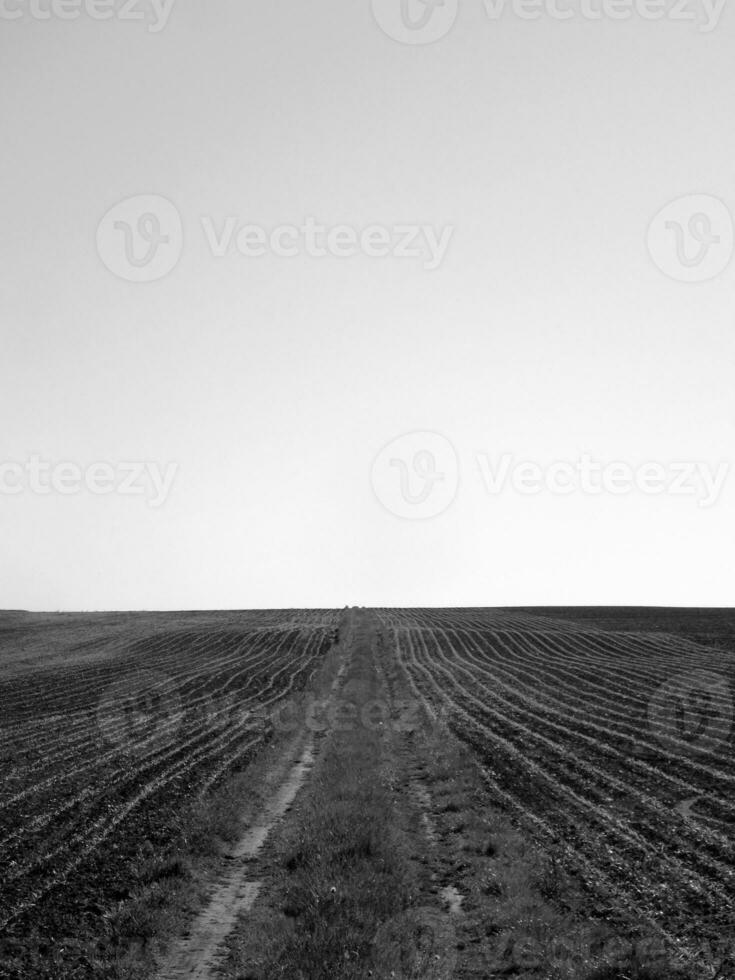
[
  {"left": 154, "top": 613, "right": 354, "bottom": 980},
  {"left": 155, "top": 735, "right": 315, "bottom": 980},
  {"left": 154, "top": 609, "right": 719, "bottom": 979}
]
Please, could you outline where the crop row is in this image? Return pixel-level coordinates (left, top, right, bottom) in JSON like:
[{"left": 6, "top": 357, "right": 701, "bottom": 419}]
[
  {"left": 379, "top": 609, "right": 735, "bottom": 961},
  {"left": 0, "top": 612, "right": 337, "bottom": 943}
]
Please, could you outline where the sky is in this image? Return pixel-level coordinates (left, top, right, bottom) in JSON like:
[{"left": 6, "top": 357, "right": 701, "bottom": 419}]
[{"left": 1, "top": 0, "right": 734, "bottom": 610}]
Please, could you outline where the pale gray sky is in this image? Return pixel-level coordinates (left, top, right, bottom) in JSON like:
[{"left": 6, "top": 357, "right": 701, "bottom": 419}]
[{"left": 1, "top": 0, "right": 734, "bottom": 609}]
